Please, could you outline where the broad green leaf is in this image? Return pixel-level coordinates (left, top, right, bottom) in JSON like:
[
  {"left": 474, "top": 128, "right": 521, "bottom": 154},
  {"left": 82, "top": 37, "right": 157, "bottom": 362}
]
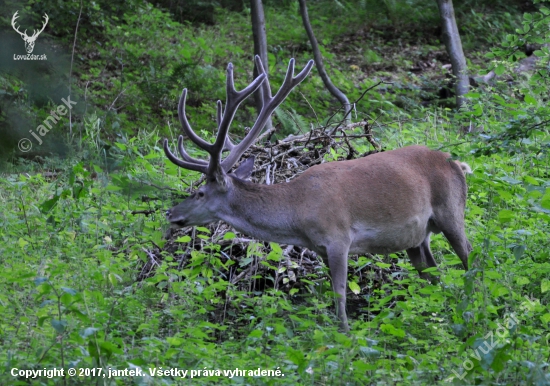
[
  {"left": 248, "top": 329, "right": 263, "bottom": 338},
  {"left": 380, "top": 323, "right": 406, "bottom": 338},
  {"left": 541, "top": 189, "right": 550, "bottom": 209},
  {"left": 166, "top": 336, "right": 184, "bottom": 346},
  {"left": 498, "top": 209, "right": 514, "bottom": 223},
  {"left": 349, "top": 281, "right": 361, "bottom": 295},
  {"left": 359, "top": 346, "right": 381, "bottom": 357},
  {"left": 524, "top": 94, "right": 537, "bottom": 105},
  {"left": 513, "top": 245, "right": 526, "bottom": 261},
  {"left": 494, "top": 63, "right": 506, "bottom": 75},
  {"left": 516, "top": 276, "right": 530, "bottom": 285},
  {"left": 542, "top": 279, "right": 550, "bottom": 293},
  {"left": 18, "top": 238, "right": 28, "bottom": 249},
  {"left": 51, "top": 319, "right": 67, "bottom": 334},
  {"left": 34, "top": 277, "right": 49, "bottom": 285},
  {"left": 223, "top": 232, "right": 235, "bottom": 240},
  {"left": 523, "top": 176, "right": 539, "bottom": 185},
  {"left": 80, "top": 327, "right": 100, "bottom": 338},
  {"left": 61, "top": 287, "right": 77, "bottom": 295},
  {"left": 175, "top": 235, "right": 191, "bottom": 243},
  {"left": 39, "top": 195, "right": 60, "bottom": 214}
]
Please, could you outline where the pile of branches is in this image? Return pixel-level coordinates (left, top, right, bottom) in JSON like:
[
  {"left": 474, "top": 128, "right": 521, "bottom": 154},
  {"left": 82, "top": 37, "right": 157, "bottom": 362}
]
[
  {"left": 138, "top": 122, "right": 402, "bottom": 302},
  {"left": 242, "top": 121, "right": 380, "bottom": 184}
]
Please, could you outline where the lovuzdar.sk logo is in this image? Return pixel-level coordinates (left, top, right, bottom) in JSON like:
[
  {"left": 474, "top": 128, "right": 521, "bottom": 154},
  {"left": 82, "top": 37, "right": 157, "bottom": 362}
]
[{"left": 11, "top": 11, "right": 48, "bottom": 60}]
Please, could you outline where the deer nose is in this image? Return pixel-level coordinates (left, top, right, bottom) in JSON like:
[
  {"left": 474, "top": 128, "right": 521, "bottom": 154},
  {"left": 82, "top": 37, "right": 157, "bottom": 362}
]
[{"left": 165, "top": 209, "right": 171, "bottom": 219}]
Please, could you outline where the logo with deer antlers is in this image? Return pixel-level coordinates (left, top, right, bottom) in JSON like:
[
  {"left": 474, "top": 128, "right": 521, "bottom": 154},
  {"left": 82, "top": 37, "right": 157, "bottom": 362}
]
[{"left": 11, "top": 11, "right": 49, "bottom": 54}]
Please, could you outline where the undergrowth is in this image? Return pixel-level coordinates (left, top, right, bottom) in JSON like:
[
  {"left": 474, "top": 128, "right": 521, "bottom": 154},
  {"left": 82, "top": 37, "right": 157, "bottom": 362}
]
[{"left": 1, "top": 0, "right": 549, "bottom": 385}]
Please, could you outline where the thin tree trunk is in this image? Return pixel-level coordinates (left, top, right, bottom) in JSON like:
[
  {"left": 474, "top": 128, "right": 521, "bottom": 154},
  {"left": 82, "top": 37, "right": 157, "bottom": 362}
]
[
  {"left": 250, "top": 0, "right": 272, "bottom": 131},
  {"left": 298, "top": 0, "right": 351, "bottom": 124},
  {"left": 436, "top": 0, "right": 469, "bottom": 109}
]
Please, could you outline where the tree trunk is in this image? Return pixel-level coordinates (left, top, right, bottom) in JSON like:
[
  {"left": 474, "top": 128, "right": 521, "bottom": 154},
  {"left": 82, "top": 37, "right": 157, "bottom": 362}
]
[
  {"left": 298, "top": 0, "right": 351, "bottom": 124},
  {"left": 250, "top": 0, "right": 273, "bottom": 131},
  {"left": 436, "top": 0, "right": 469, "bottom": 109}
]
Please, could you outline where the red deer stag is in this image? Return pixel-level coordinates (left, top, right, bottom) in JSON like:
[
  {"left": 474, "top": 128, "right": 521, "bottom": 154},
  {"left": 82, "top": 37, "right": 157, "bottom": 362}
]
[{"left": 164, "top": 56, "right": 472, "bottom": 332}]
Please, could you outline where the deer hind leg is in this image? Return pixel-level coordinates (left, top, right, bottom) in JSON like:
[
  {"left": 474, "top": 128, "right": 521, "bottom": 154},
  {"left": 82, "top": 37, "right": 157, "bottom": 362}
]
[
  {"left": 324, "top": 243, "right": 351, "bottom": 332},
  {"left": 440, "top": 223, "right": 471, "bottom": 271},
  {"left": 406, "top": 235, "right": 438, "bottom": 283},
  {"left": 431, "top": 188, "right": 472, "bottom": 270}
]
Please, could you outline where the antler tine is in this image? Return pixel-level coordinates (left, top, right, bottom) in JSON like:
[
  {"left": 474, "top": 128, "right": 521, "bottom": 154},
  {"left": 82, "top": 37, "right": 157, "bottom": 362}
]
[
  {"left": 31, "top": 13, "right": 48, "bottom": 38},
  {"left": 216, "top": 100, "right": 223, "bottom": 128},
  {"left": 178, "top": 89, "right": 213, "bottom": 151},
  {"left": 11, "top": 11, "right": 26, "bottom": 37},
  {"left": 216, "top": 100, "right": 235, "bottom": 152},
  {"left": 177, "top": 136, "right": 208, "bottom": 165},
  {"left": 163, "top": 137, "right": 208, "bottom": 173},
  {"left": 255, "top": 56, "right": 273, "bottom": 111},
  {"left": 221, "top": 57, "right": 314, "bottom": 171},
  {"left": 207, "top": 63, "right": 267, "bottom": 175}
]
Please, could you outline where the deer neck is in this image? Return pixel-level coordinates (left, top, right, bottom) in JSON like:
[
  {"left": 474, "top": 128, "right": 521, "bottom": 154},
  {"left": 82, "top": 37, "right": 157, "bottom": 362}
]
[{"left": 217, "top": 178, "right": 303, "bottom": 245}]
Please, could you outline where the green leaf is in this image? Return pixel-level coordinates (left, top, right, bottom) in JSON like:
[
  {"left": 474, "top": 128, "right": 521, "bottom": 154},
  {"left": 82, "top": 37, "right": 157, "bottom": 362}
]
[
  {"left": 380, "top": 323, "right": 406, "bottom": 338},
  {"left": 108, "top": 273, "right": 120, "bottom": 286},
  {"left": 61, "top": 287, "right": 77, "bottom": 295},
  {"left": 523, "top": 176, "right": 539, "bottom": 185},
  {"left": 541, "top": 279, "right": 550, "bottom": 293},
  {"left": 248, "top": 329, "right": 263, "bottom": 338},
  {"left": 513, "top": 245, "right": 526, "bottom": 261},
  {"left": 39, "top": 195, "right": 60, "bottom": 214},
  {"left": 474, "top": 338, "right": 496, "bottom": 370},
  {"left": 175, "top": 235, "right": 191, "bottom": 243},
  {"left": 18, "top": 238, "right": 28, "bottom": 249},
  {"left": 239, "top": 257, "right": 253, "bottom": 267},
  {"left": 98, "top": 340, "right": 123, "bottom": 355},
  {"left": 524, "top": 94, "right": 537, "bottom": 105},
  {"left": 34, "top": 277, "right": 49, "bottom": 285},
  {"left": 51, "top": 319, "right": 67, "bottom": 334},
  {"left": 498, "top": 209, "right": 515, "bottom": 223},
  {"left": 421, "top": 267, "right": 439, "bottom": 273},
  {"left": 516, "top": 276, "right": 530, "bottom": 285},
  {"left": 267, "top": 243, "right": 283, "bottom": 261},
  {"left": 349, "top": 281, "right": 361, "bottom": 295},
  {"left": 223, "top": 232, "right": 235, "bottom": 240},
  {"left": 380, "top": 324, "right": 406, "bottom": 338},
  {"left": 494, "top": 63, "right": 506, "bottom": 76},
  {"left": 541, "top": 189, "right": 550, "bottom": 209},
  {"left": 286, "top": 347, "right": 307, "bottom": 368},
  {"left": 38, "top": 316, "right": 49, "bottom": 327},
  {"left": 490, "top": 344, "right": 511, "bottom": 373},
  {"left": 166, "top": 336, "right": 184, "bottom": 346},
  {"left": 80, "top": 327, "right": 99, "bottom": 338},
  {"left": 359, "top": 346, "right": 381, "bottom": 357}
]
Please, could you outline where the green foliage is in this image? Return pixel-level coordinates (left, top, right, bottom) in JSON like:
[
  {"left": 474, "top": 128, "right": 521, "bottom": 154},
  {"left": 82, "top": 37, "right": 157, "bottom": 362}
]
[
  {"left": 465, "top": 1, "right": 550, "bottom": 155},
  {"left": 1, "top": 0, "right": 550, "bottom": 384}
]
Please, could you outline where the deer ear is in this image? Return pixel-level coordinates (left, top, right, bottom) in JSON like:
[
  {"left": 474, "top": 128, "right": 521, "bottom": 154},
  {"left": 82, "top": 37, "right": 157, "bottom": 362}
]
[{"left": 232, "top": 156, "right": 255, "bottom": 180}]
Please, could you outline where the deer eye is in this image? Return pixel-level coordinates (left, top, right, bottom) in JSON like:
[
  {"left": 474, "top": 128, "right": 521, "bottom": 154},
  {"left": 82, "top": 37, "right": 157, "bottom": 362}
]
[{"left": 197, "top": 191, "right": 205, "bottom": 198}]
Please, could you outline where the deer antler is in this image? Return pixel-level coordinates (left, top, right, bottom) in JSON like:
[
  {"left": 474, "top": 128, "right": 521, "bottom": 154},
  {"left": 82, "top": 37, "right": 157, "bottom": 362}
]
[
  {"left": 30, "top": 13, "right": 49, "bottom": 39},
  {"left": 220, "top": 56, "right": 313, "bottom": 171},
  {"left": 11, "top": 12, "right": 49, "bottom": 39},
  {"left": 11, "top": 11, "right": 27, "bottom": 38},
  {"left": 164, "top": 56, "right": 314, "bottom": 176}
]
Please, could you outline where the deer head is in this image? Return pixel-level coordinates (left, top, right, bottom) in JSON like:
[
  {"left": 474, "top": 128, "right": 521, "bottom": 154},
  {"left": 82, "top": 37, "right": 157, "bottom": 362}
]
[
  {"left": 12, "top": 11, "right": 49, "bottom": 54},
  {"left": 164, "top": 56, "right": 314, "bottom": 227}
]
